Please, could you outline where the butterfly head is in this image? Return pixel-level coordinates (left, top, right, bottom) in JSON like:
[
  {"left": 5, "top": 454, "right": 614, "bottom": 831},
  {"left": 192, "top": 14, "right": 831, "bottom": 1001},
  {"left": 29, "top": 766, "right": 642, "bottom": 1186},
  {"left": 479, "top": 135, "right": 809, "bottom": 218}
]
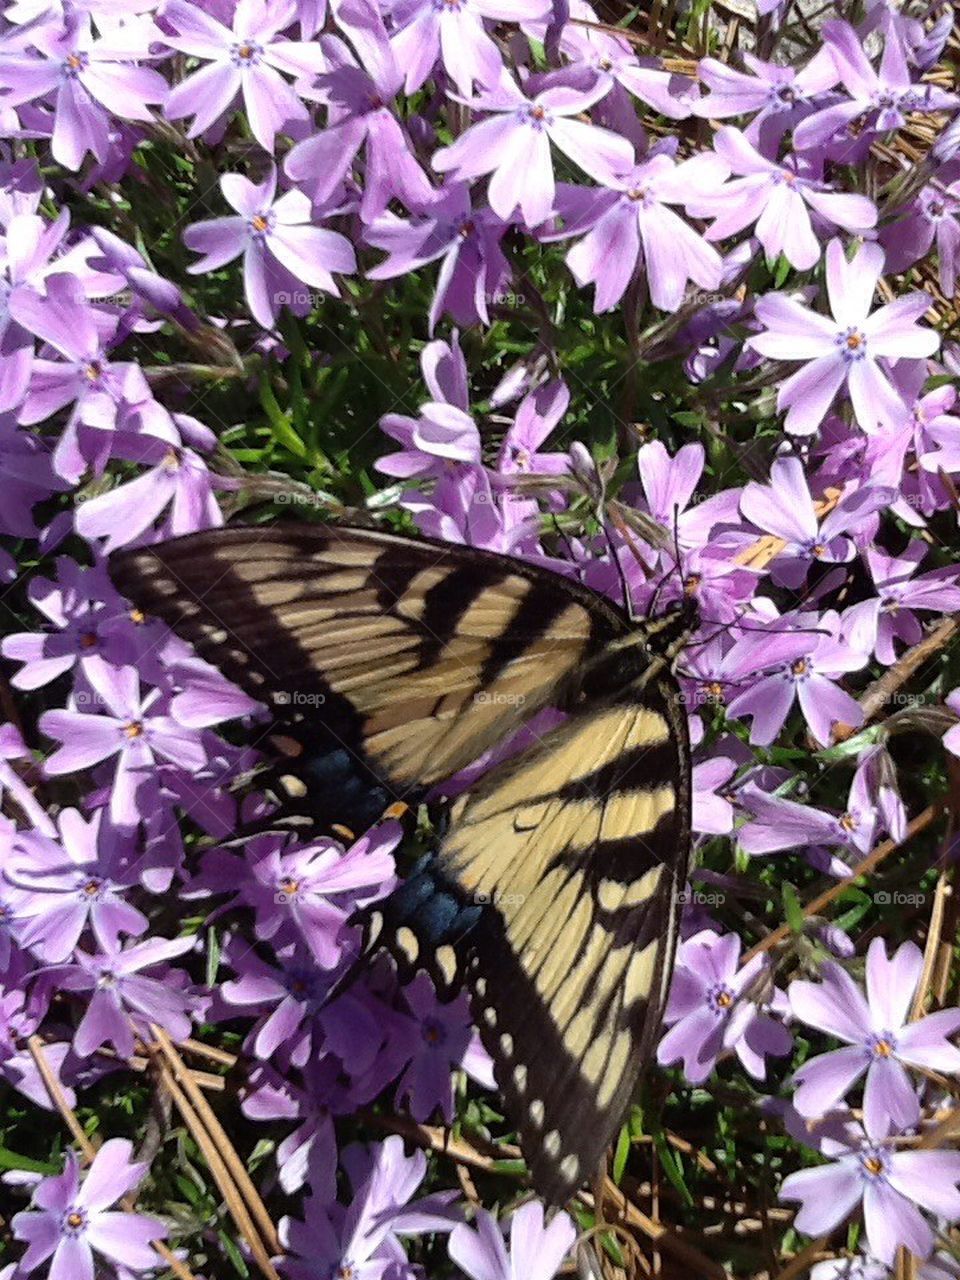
[{"left": 642, "top": 593, "right": 700, "bottom": 664}]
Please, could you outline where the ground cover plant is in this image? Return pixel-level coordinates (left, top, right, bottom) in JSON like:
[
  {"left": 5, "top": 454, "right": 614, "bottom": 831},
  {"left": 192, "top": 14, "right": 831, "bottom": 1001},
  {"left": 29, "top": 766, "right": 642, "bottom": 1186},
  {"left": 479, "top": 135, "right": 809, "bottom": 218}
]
[{"left": 1, "top": 0, "right": 960, "bottom": 1276}]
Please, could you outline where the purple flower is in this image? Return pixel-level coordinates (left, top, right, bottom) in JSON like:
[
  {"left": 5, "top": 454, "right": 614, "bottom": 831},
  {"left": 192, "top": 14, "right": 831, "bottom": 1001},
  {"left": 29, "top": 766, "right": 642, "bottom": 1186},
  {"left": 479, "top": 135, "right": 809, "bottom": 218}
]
[
  {"left": 944, "top": 690, "right": 960, "bottom": 759},
  {"left": 789, "top": 939, "right": 960, "bottom": 1133},
  {"left": 657, "top": 929, "right": 792, "bottom": 1083},
  {"left": 279, "top": 1135, "right": 459, "bottom": 1280},
  {"left": 883, "top": 182, "right": 960, "bottom": 296},
  {"left": 779, "top": 1112, "right": 960, "bottom": 1265},
  {"left": 739, "top": 455, "right": 892, "bottom": 588},
  {"left": 724, "top": 611, "right": 868, "bottom": 747},
  {"left": 692, "top": 127, "right": 876, "bottom": 270},
  {"left": 794, "top": 22, "right": 958, "bottom": 156},
  {"left": 0, "top": 13, "right": 168, "bottom": 170},
  {"left": 394, "top": 974, "right": 494, "bottom": 1123},
  {"left": 390, "top": 0, "right": 544, "bottom": 96},
  {"left": 39, "top": 659, "right": 207, "bottom": 826},
  {"left": 693, "top": 48, "right": 839, "bottom": 151},
  {"left": 433, "top": 76, "right": 634, "bottom": 227},
  {"left": 559, "top": 150, "right": 728, "bottom": 312},
  {"left": 495, "top": 380, "right": 570, "bottom": 478},
  {"left": 183, "top": 166, "right": 356, "bottom": 330},
  {"left": 52, "top": 934, "right": 194, "bottom": 1058},
  {"left": 201, "top": 823, "right": 399, "bottom": 967},
  {"left": 12, "top": 1138, "right": 166, "bottom": 1279},
  {"left": 284, "top": 33, "right": 433, "bottom": 223},
  {"left": 448, "top": 1201, "right": 576, "bottom": 1280},
  {"left": 4, "top": 808, "right": 146, "bottom": 962},
  {"left": 163, "top": 0, "right": 326, "bottom": 150},
  {"left": 365, "top": 183, "right": 511, "bottom": 332},
  {"left": 749, "top": 239, "right": 939, "bottom": 435},
  {"left": 843, "top": 542, "right": 960, "bottom": 664}
]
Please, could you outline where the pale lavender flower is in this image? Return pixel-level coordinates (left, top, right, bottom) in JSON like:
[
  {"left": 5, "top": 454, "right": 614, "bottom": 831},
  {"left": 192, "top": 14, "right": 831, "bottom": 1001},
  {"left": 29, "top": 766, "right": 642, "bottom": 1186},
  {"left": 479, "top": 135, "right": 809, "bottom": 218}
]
[
  {"left": 183, "top": 166, "right": 356, "bottom": 330},
  {"left": 691, "top": 127, "right": 876, "bottom": 270},
  {"left": 4, "top": 808, "right": 146, "bottom": 962},
  {"left": 843, "top": 542, "right": 960, "bottom": 664},
  {"left": 657, "top": 929, "right": 792, "bottom": 1083},
  {"left": 749, "top": 239, "right": 939, "bottom": 435},
  {"left": 737, "top": 772, "right": 879, "bottom": 868},
  {"left": 449, "top": 1201, "right": 576, "bottom": 1280},
  {"left": 433, "top": 75, "right": 634, "bottom": 227},
  {"left": 279, "top": 1135, "right": 459, "bottom": 1280},
  {"left": 794, "top": 21, "right": 958, "bottom": 156},
  {"left": 365, "top": 183, "right": 511, "bottom": 332},
  {"left": 725, "top": 611, "right": 868, "bottom": 747},
  {"left": 75, "top": 426, "right": 225, "bottom": 552},
  {"left": 944, "top": 690, "right": 960, "bottom": 758},
  {"left": 789, "top": 939, "right": 960, "bottom": 1133},
  {"left": 779, "top": 1112, "right": 960, "bottom": 1266},
  {"left": 12, "top": 1139, "right": 166, "bottom": 1279},
  {"left": 52, "top": 933, "right": 194, "bottom": 1057},
  {"left": 163, "top": 0, "right": 327, "bottom": 150},
  {"left": 558, "top": 150, "right": 728, "bottom": 312},
  {"left": 390, "top": 0, "right": 546, "bottom": 96},
  {"left": 201, "top": 823, "right": 399, "bottom": 967},
  {"left": 0, "top": 13, "right": 167, "bottom": 169},
  {"left": 39, "top": 658, "right": 207, "bottom": 826},
  {"left": 739, "top": 455, "right": 893, "bottom": 588},
  {"left": 692, "top": 48, "right": 839, "bottom": 151},
  {"left": 882, "top": 182, "right": 960, "bottom": 296},
  {"left": 495, "top": 379, "right": 570, "bottom": 477},
  {"left": 285, "top": 33, "right": 433, "bottom": 223}
]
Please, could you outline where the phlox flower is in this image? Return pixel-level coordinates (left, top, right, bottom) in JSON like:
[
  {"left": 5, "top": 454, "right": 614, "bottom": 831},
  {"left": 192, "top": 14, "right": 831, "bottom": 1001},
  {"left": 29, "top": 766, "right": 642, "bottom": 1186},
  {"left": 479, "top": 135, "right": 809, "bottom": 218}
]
[
  {"left": 843, "top": 541, "right": 960, "bottom": 664},
  {"left": 280, "top": 1135, "right": 460, "bottom": 1280},
  {"left": 449, "top": 1201, "right": 576, "bottom": 1280},
  {"left": 749, "top": 239, "right": 939, "bottom": 435},
  {"left": 738, "top": 455, "right": 893, "bottom": 588},
  {"left": 433, "top": 75, "right": 634, "bottom": 228},
  {"left": 12, "top": 1139, "right": 166, "bottom": 1280},
  {"left": 789, "top": 938, "right": 960, "bottom": 1133},
  {"left": 365, "top": 183, "right": 511, "bottom": 333},
  {"left": 183, "top": 166, "right": 356, "bottom": 331},
  {"left": 394, "top": 974, "right": 494, "bottom": 1123},
  {"left": 657, "top": 929, "right": 792, "bottom": 1083},
  {"left": 779, "top": 1111, "right": 960, "bottom": 1266},
  {"left": 285, "top": 31, "right": 433, "bottom": 223},
  {"left": 691, "top": 127, "right": 876, "bottom": 271},
  {"left": 0, "top": 419, "right": 64, "bottom": 537},
  {"left": 944, "top": 690, "right": 960, "bottom": 759},
  {"left": 738, "top": 775, "right": 878, "bottom": 876},
  {"left": 39, "top": 658, "right": 208, "bottom": 826},
  {"left": 794, "top": 21, "right": 958, "bottom": 156},
  {"left": 558, "top": 150, "right": 729, "bottom": 313},
  {"left": 495, "top": 379, "right": 570, "bottom": 477},
  {"left": 724, "top": 610, "right": 868, "bottom": 747},
  {"left": 693, "top": 47, "right": 839, "bottom": 151},
  {"left": 390, "top": 0, "right": 546, "bottom": 97},
  {"left": 0, "top": 153, "right": 42, "bottom": 225},
  {"left": 0, "top": 12, "right": 167, "bottom": 170},
  {"left": 4, "top": 808, "right": 146, "bottom": 962},
  {"left": 75, "top": 418, "right": 225, "bottom": 552},
  {"left": 51, "top": 934, "right": 195, "bottom": 1058},
  {"left": 163, "top": 0, "right": 327, "bottom": 150},
  {"left": 883, "top": 182, "right": 960, "bottom": 296}
]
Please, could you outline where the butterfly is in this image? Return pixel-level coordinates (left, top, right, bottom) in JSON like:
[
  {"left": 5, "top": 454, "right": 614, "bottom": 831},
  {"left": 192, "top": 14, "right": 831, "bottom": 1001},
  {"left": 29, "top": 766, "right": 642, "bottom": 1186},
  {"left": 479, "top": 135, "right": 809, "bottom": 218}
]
[{"left": 110, "top": 521, "right": 693, "bottom": 1204}]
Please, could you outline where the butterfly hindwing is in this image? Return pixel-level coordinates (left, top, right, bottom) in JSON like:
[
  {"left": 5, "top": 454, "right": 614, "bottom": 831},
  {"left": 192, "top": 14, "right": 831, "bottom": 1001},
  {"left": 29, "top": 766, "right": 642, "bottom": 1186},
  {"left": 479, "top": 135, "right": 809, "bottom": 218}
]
[
  {"left": 111, "top": 523, "right": 621, "bottom": 829},
  {"left": 438, "top": 665, "right": 691, "bottom": 1203}
]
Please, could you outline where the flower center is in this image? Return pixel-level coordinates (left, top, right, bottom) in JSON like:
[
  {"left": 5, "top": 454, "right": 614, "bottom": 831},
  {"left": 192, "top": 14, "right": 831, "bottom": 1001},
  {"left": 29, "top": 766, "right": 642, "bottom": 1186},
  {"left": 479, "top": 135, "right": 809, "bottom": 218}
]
[
  {"left": 525, "top": 104, "right": 551, "bottom": 129},
  {"left": 457, "top": 218, "right": 476, "bottom": 239},
  {"left": 859, "top": 1146, "right": 888, "bottom": 1180},
  {"left": 705, "top": 680, "right": 725, "bottom": 703},
  {"left": 162, "top": 447, "right": 182, "bottom": 472},
  {"left": 250, "top": 213, "right": 270, "bottom": 235},
  {"left": 63, "top": 51, "right": 88, "bottom": 77},
  {"left": 85, "top": 359, "right": 104, "bottom": 382},
  {"left": 232, "top": 40, "right": 262, "bottom": 65},
  {"left": 838, "top": 812, "right": 858, "bottom": 833},
  {"left": 510, "top": 444, "right": 531, "bottom": 470},
  {"left": 82, "top": 879, "right": 102, "bottom": 898},
  {"left": 790, "top": 657, "right": 810, "bottom": 679},
  {"left": 627, "top": 186, "right": 650, "bottom": 204},
  {"left": 774, "top": 84, "right": 796, "bottom": 107},
  {"left": 837, "top": 327, "right": 867, "bottom": 360},
  {"left": 123, "top": 720, "right": 144, "bottom": 738},
  {"left": 79, "top": 630, "right": 98, "bottom": 649},
  {"left": 62, "top": 1207, "right": 88, "bottom": 1235},
  {"left": 870, "top": 1033, "right": 895, "bottom": 1058},
  {"left": 129, "top": 608, "right": 146, "bottom": 625},
  {"left": 278, "top": 877, "right": 300, "bottom": 898},
  {"left": 422, "top": 1018, "right": 446, "bottom": 1046},
  {"left": 708, "top": 983, "right": 734, "bottom": 1013}
]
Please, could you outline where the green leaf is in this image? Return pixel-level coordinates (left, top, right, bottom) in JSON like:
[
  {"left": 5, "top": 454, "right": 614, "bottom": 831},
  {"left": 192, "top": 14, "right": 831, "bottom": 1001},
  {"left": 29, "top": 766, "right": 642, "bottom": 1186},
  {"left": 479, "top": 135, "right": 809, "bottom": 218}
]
[
  {"left": 653, "top": 1131, "right": 694, "bottom": 1207},
  {"left": 816, "top": 724, "right": 885, "bottom": 761},
  {"left": 782, "top": 882, "right": 805, "bottom": 934},
  {"left": 612, "top": 1121, "right": 631, "bottom": 1184},
  {"left": 0, "top": 1147, "right": 60, "bottom": 1175},
  {"left": 259, "top": 372, "right": 307, "bottom": 460}
]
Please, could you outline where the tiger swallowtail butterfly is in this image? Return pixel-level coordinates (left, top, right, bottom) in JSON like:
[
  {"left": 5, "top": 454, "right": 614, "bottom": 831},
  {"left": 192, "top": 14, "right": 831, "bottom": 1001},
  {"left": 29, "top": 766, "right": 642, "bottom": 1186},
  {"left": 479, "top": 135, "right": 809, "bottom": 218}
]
[{"left": 110, "top": 522, "right": 693, "bottom": 1204}]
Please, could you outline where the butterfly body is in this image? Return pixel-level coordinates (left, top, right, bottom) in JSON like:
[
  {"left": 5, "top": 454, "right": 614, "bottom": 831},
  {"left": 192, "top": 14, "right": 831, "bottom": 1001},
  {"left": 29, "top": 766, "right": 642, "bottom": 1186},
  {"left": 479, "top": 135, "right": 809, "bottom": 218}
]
[{"left": 110, "top": 522, "right": 692, "bottom": 1204}]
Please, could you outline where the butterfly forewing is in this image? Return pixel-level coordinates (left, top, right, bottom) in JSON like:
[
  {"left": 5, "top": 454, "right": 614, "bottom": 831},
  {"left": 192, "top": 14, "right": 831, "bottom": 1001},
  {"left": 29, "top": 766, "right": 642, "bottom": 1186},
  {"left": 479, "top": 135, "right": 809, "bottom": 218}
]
[
  {"left": 111, "top": 524, "right": 620, "bottom": 827},
  {"left": 110, "top": 523, "right": 692, "bottom": 1203}
]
